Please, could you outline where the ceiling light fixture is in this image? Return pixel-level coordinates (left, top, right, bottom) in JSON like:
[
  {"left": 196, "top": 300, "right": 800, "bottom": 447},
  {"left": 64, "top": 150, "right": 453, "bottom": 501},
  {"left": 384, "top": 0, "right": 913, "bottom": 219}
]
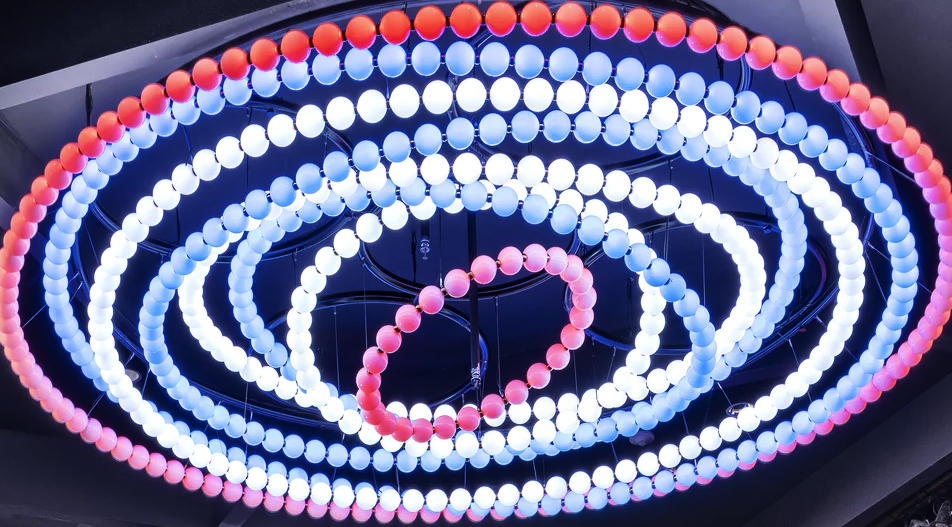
[{"left": 0, "top": 1, "right": 945, "bottom": 523}]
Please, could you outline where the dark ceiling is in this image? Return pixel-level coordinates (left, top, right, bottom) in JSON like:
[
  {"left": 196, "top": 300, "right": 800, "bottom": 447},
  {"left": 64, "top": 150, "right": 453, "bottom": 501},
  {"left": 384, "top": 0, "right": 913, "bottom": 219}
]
[{"left": 0, "top": 1, "right": 951, "bottom": 527}]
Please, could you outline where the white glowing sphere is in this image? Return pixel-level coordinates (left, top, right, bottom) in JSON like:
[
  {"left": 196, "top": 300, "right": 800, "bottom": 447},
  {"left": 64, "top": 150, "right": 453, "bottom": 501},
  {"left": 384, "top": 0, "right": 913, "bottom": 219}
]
[
  {"left": 695, "top": 203, "right": 722, "bottom": 233},
  {"left": 603, "top": 170, "right": 631, "bottom": 202},
  {"left": 533, "top": 397, "right": 556, "bottom": 420},
  {"left": 311, "top": 482, "right": 332, "bottom": 504},
  {"left": 728, "top": 125, "right": 758, "bottom": 158},
  {"left": 408, "top": 403, "right": 433, "bottom": 421},
  {"left": 490, "top": 77, "right": 521, "bottom": 112},
  {"left": 485, "top": 153, "right": 514, "bottom": 185},
  {"left": 754, "top": 396, "right": 778, "bottom": 421},
  {"left": 389, "top": 158, "right": 418, "bottom": 187},
  {"left": 545, "top": 477, "right": 568, "bottom": 499},
  {"left": 289, "top": 478, "right": 311, "bottom": 501},
  {"left": 637, "top": 452, "right": 660, "bottom": 476},
  {"left": 356, "top": 89, "right": 387, "bottom": 123},
  {"left": 620, "top": 90, "right": 649, "bottom": 123},
  {"left": 449, "top": 489, "right": 472, "bottom": 512},
  {"left": 355, "top": 214, "right": 383, "bottom": 243},
  {"left": 426, "top": 489, "right": 448, "bottom": 512},
  {"left": 325, "top": 96, "right": 356, "bottom": 130},
  {"left": 356, "top": 486, "right": 378, "bottom": 509},
  {"left": 314, "top": 247, "right": 342, "bottom": 275},
  {"left": 226, "top": 460, "right": 248, "bottom": 483},
  {"left": 409, "top": 198, "right": 437, "bottom": 220},
  {"left": 785, "top": 371, "right": 809, "bottom": 397},
  {"left": 699, "top": 426, "right": 722, "bottom": 451},
  {"left": 135, "top": 197, "right": 162, "bottom": 226},
  {"left": 455, "top": 432, "right": 479, "bottom": 458},
  {"left": 389, "top": 84, "right": 420, "bottom": 118},
  {"left": 339, "top": 408, "right": 362, "bottom": 434},
  {"left": 456, "top": 78, "right": 487, "bottom": 112},
  {"left": 473, "top": 487, "right": 496, "bottom": 510},
  {"left": 679, "top": 435, "right": 702, "bottom": 460},
  {"left": 788, "top": 163, "right": 817, "bottom": 195},
  {"left": 379, "top": 488, "right": 401, "bottom": 511},
  {"left": 719, "top": 417, "right": 742, "bottom": 442},
  {"left": 629, "top": 177, "right": 657, "bottom": 208},
  {"left": 736, "top": 406, "right": 760, "bottom": 432},
  {"left": 557, "top": 393, "right": 580, "bottom": 413},
  {"left": 553, "top": 411, "right": 578, "bottom": 434},
  {"left": 677, "top": 105, "right": 707, "bottom": 138},
  {"left": 557, "top": 188, "right": 584, "bottom": 214},
  {"left": 320, "top": 397, "right": 345, "bottom": 422},
  {"left": 239, "top": 124, "right": 269, "bottom": 157},
  {"left": 588, "top": 84, "right": 619, "bottom": 117},
  {"left": 659, "top": 444, "right": 682, "bottom": 468},
  {"left": 215, "top": 136, "right": 244, "bottom": 169},
  {"left": 547, "top": 159, "right": 576, "bottom": 191},
  {"left": 675, "top": 193, "right": 703, "bottom": 224},
  {"left": 516, "top": 156, "right": 545, "bottom": 187},
  {"left": 704, "top": 115, "right": 733, "bottom": 148},
  {"left": 333, "top": 229, "right": 359, "bottom": 258},
  {"left": 507, "top": 426, "right": 531, "bottom": 451},
  {"left": 267, "top": 113, "right": 297, "bottom": 147},
  {"left": 256, "top": 367, "right": 280, "bottom": 391},
  {"left": 649, "top": 97, "right": 679, "bottom": 130},
  {"left": 523, "top": 78, "right": 554, "bottom": 112},
  {"left": 422, "top": 81, "right": 453, "bottom": 114},
  {"left": 152, "top": 179, "right": 180, "bottom": 210},
  {"left": 295, "top": 104, "right": 325, "bottom": 138},
  {"left": 522, "top": 481, "right": 545, "bottom": 504},
  {"left": 577, "top": 398, "right": 601, "bottom": 423},
  {"left": 481, "top": 430, "right": 505, "bottom": 455},
  {"left": 653, "top": 184, "right": 681, "bottom": 216},
  {"left": 592, "top": 465, "right": 615, "bottom": 489},
  {"left": 532, "top": 419, "right": 556, "bottom": 444},
  {"left": 333, "top": 484, "right": 355, "bottom": 508},
  {"left": 646, "top": 368, "right": 670, "bottom": 394},
  {"left": 751, "top": 137, "right": 780, "bottom": 169},
  {"left": 452, "top": 153, "right": 482, "bottom": 184},
  {"left": 421, "top": 154, "right": 450, "bottom": 185},
  {"left": 508, "top": 402, "right": 532, "bottom": 424},
  {"left": 495, "top": 484, "right": 519, "bottom": 507},
  {"left": 615, "top": 459, "right": 638, "bottom": 483},
  {"left": 576, "top": 164, "right": 604, "bottom": 196},
  {"left": 431, "top": 437, "right": 454, "bottom": 459},
  {"left": 246, "top": 467, "right": 268, "bottom": 490},
  {"left": 531, "top": 182, "right": 557, "bottom": 208},
  {"left": 556, "top": 80, "right": 587, "bottom": 114},
  {"left": 404, "top": 438, "right": 427, "bottom": 457},
  {"left": 192, "top": 149, "right": 221, "bottom": 180},
  {"left": 386, "top": 401, "right": 408, "bottom": 418},
  {"left": 568, "top": 472, "right": 592, "bottom": 494}
]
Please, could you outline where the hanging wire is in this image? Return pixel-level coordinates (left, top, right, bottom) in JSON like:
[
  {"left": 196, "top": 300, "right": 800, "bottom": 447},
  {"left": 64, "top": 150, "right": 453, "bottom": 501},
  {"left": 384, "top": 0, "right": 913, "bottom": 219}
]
[
  {"left": 494, "top": 297, "right": 502, "bottom": 392},
  {"left": 363, "top": 269, "right": 369, "bottom": 350},
  {"left": 864, "top": 252, "right": 889, "bottom": 302},
  {"left": 334, "top": 306, "right": 341, "bottom": 387},
  {"left": 783, "top": 81, "right": 798, "bottom": 112}
]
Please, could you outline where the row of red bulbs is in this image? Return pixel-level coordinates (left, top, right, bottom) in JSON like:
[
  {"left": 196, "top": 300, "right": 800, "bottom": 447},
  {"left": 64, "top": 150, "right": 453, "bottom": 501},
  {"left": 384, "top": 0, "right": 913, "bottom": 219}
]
[{"left": 53, "top": 1, "right": 935, "bottom": 194}]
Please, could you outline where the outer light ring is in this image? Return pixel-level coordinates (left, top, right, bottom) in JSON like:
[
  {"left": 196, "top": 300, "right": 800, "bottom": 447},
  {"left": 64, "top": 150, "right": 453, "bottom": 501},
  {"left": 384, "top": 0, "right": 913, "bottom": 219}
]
[{"left": 2, "top": 1, "right": 945, "bottom": 521}]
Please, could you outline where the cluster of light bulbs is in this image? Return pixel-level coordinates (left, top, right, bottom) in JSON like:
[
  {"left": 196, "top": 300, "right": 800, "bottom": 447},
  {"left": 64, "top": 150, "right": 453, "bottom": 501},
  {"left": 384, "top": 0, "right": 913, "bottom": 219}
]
[{"left": 22, "top": 10, "right": 930, "bottom": 522}]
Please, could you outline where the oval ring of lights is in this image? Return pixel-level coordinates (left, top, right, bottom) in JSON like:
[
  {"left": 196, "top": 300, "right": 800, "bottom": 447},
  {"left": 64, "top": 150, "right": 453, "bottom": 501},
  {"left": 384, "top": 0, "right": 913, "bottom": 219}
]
[
  {"left": 27, "top": 17, "right": 908, "bottom": 520},
  {"left": 1, "top": 1, "right": 945, "bottom": 522}
]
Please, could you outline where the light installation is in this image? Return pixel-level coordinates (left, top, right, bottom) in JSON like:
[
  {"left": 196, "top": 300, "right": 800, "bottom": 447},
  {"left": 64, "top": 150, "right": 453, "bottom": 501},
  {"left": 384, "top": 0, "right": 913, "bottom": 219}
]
[{"left": 1, "top": 1, "right": 946, "bottom": 521}]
